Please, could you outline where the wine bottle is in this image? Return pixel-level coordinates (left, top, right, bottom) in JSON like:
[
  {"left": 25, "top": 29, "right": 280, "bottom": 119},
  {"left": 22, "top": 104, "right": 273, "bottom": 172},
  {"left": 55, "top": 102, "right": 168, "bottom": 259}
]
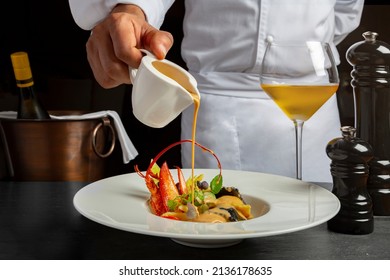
[{"left": 10, "top": 51, "right": 50, "bottom": 119}]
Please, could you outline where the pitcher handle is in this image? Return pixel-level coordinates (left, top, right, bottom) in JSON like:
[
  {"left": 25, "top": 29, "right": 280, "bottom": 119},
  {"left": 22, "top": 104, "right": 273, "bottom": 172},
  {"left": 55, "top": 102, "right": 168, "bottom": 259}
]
[{"left": 129, "top": 49, "right": 156, "bottom": 83}]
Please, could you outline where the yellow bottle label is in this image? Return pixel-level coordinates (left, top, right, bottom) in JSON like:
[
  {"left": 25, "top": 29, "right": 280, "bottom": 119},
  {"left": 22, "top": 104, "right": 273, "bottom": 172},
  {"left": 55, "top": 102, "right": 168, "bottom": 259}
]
[{"left": 10, "top": 52, "right": 34, "bottom": 87}]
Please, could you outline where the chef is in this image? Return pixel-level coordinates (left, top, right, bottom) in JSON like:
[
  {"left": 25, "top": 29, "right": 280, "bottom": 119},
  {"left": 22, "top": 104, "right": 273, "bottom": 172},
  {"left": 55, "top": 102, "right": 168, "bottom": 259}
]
[{"left": 68, "top": 0, "right": 364, "bottom": 182}]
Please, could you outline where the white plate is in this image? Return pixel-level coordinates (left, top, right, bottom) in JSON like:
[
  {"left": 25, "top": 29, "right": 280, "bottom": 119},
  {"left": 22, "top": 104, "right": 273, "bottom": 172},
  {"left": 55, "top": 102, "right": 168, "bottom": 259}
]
[{"left": 73, "top": 169, "right": 340, "bottom": 248}]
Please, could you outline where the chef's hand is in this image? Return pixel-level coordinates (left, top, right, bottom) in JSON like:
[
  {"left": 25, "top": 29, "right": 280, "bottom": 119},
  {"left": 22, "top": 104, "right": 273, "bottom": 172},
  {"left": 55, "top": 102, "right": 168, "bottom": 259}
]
[{"left": 87, "top": 4, "right": 174, "bottom": 88}]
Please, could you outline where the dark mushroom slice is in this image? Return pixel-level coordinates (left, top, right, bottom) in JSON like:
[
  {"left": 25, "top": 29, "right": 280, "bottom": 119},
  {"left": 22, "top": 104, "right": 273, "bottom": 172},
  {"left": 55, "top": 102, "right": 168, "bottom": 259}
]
[
  {"left": 208, "top": 205, "right": 247, "bottom": 222},
  {"left": 216, "top": 186, "right": 245, "bottom": 202}
]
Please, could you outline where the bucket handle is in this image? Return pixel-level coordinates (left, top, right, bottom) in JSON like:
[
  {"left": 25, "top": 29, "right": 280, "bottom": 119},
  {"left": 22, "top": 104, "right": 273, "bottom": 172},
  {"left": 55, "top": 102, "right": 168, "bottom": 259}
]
[{"left": 92, "top": 117, "right": 116, "bottom": 158}]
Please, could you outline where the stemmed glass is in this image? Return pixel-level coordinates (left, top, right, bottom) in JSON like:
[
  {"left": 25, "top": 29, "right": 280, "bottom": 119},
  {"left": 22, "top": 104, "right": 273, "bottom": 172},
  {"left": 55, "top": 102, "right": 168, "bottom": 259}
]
[{"left": 260, "top": 40, "right": 339, "bottom": 180}]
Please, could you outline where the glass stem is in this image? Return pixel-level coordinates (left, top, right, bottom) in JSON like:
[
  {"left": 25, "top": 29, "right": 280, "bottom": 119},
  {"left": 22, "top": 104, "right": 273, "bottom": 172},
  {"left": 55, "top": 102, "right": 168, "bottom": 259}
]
[{"left": 294, "top": 120, "right": 304, "bottom": 180}]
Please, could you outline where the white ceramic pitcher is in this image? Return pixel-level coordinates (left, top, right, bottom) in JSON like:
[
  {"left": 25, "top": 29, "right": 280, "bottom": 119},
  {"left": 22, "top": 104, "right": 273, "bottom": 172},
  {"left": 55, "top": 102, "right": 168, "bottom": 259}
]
[{"left": 130, "top": 50, "right": 200, "bottom": 128}]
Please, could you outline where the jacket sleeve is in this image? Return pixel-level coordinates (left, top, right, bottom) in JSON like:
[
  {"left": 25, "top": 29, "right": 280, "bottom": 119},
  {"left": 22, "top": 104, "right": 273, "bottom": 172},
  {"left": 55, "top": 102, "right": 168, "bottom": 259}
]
[
  {"left": 68, "top": 0, "right": 175, "bottom": 30},
  {"left": 333, "top": 0, "right": 364, "bottom": 45}
]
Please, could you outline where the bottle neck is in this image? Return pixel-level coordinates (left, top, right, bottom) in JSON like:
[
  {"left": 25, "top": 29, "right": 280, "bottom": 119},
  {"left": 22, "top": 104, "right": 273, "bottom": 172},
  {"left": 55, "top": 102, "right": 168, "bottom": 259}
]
[
  {"left": 16, "top": 77, "right": 34, "bottom": 88},
  {"left": 18, "top": 85, "right": 37, "bottom": 100},
  {"left": 17, "top": 76, "right": 36, "bottom": 100}
]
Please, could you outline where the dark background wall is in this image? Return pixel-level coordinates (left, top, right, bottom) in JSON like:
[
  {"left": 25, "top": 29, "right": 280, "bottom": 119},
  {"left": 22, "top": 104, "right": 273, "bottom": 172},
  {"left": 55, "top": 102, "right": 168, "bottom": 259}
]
[{"left": 0, "top": 1, "right": 389, "bottom": 180}]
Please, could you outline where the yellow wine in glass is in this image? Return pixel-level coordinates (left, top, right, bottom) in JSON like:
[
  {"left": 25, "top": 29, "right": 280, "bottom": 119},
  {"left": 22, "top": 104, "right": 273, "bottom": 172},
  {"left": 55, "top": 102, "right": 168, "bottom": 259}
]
[
  {"left": 260, "top": 40, "right": 339, "bottom": 180},
  {"left": 261, "top": 84, "right": 339, "bottom": 121}
]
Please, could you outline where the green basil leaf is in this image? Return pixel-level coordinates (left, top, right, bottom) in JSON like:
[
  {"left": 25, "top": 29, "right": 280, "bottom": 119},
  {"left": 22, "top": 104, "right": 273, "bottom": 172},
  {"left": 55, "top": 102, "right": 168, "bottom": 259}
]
[{"left": 210, "top": 175, "right": 223, "bottom": 194}]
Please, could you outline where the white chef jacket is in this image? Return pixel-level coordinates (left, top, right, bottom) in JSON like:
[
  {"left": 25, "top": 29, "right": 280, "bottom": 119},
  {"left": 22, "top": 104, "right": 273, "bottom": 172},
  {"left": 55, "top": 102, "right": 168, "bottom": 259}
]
[{"left": 69, "top": 0, "right": 364, "bottom": 182}]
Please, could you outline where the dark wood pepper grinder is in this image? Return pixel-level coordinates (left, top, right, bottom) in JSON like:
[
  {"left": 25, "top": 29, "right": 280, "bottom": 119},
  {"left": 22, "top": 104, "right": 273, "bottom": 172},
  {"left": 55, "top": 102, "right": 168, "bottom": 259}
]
[
  {"left": 326, "top": 126, "right": 374, "bottom": 234},
  {"left": 346, "top": 31, "right": 390, "bottom": 216}
]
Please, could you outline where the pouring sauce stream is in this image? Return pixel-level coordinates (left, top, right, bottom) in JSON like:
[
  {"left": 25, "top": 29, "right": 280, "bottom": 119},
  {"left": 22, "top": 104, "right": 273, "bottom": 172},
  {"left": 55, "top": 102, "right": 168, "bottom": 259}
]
[{"left": 152, "top": 61, "right": 201, "bottom": 202}]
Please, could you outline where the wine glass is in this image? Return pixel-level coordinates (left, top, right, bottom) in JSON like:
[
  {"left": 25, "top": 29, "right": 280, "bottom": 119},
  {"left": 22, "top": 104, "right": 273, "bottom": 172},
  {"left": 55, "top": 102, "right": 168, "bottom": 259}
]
[{"left": 260, "top": 40, "right": 339, "bottom": 180}]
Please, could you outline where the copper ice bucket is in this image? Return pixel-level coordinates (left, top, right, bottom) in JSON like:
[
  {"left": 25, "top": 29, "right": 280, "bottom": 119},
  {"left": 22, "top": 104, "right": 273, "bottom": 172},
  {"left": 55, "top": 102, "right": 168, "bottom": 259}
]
[{"left": 0, "top": 111, "right": 116, "bottom": 181}]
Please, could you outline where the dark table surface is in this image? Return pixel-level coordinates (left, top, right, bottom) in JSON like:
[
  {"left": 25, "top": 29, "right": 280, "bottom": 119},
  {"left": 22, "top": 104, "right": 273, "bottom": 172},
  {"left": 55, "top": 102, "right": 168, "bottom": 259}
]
[{"left": 0, "top": 180, "right": 389, "bottom": 260}]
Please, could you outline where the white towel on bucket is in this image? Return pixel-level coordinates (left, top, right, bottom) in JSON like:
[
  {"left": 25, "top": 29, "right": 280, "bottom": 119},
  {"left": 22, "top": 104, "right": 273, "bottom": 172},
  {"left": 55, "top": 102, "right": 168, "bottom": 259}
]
[{"left": 0, "top": 110, "right": 138, "bottom": 163}]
